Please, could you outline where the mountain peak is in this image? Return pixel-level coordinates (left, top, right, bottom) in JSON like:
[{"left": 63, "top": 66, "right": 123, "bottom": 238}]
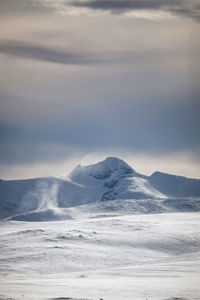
[
  {"left": 70, "top": 157, "right": 135, "bottom": 181},
  {"left": 99, "top": 156, "right": 134, "bottom": 174}
]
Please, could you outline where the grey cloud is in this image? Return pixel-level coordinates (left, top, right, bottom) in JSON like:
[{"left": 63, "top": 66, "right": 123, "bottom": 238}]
[
  {"left": 71, "top": 0, "right": 200, "bottom": 21},
  {"left": 1, "top": 0, "right": 199, "bottom": 21},
  {"left": 0, "top": 0, "right": 53, "bottom": 15},
  {"left": 0, "top": 39, "right": 172, "bottom": 66},
  {"left": 71, "top": 0, "right": 176, "bottom": 10},
  {"left": 0, "top": 40, "right": 112, "bottom": 65}
]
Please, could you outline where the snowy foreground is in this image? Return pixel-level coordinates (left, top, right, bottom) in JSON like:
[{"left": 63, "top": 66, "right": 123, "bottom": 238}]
[{"left": 0, "top": 211, "right": 200, "bottom": 300}]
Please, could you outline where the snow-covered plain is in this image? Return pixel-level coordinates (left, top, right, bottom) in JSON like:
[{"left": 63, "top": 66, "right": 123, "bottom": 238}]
[{"left": 0, "top": 211, "right": 200, "bottom": 300}]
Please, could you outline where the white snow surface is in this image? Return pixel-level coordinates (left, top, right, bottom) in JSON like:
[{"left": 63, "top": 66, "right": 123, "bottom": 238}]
[
  {"left": 1, "top": 157, "right": 200, "bottom": 299},
  {"left": 0, "top": 212, "right": 200, "bottom": 300}
]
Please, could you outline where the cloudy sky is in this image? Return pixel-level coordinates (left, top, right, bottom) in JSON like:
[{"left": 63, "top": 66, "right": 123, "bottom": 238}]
[{"left": 0, "top": 0, "right": 200, "bottom": 179}]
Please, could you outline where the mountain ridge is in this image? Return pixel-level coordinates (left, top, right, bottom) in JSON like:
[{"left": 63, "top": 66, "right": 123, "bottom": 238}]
[{"left": 1, "top": 157, "right": 200, "bottom": 220}]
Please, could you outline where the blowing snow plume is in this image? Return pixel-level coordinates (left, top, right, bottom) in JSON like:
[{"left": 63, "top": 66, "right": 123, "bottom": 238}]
[
  {"left": 37, "top": 181, "right": 60, "bottom": 210},
  {"left": 9, "top": 180, "right": 72, "bottom": 221}
]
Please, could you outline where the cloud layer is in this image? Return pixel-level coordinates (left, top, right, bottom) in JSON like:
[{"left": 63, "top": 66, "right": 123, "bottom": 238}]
[
  {"left": 0, "top": 1, "right": 200, "bottom": 179},
  {"left": 1, "top": 0, "right": 199, "bottom": 21},
  {"left": 41, "top": 0, "right": 200, "bottom": 21}
]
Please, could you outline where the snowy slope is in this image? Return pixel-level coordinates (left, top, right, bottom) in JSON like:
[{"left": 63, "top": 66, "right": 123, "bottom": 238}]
[
  {"left": 149, "top": 171, "right": 200, "bottom": 197},
  {"left": 1, "top": 157, "right": 200, "bottom": 220},
  {"left": 0, "top": 176, "right": 104, "bottom": 220}
]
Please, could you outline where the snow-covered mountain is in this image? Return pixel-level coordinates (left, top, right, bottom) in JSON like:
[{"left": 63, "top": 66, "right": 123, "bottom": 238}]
[
  {"left": 0, "top": 157, "right": 200, "bottom": 220},
  {"left": 69, "top": 157, "right": 166, "bottom": 201}
]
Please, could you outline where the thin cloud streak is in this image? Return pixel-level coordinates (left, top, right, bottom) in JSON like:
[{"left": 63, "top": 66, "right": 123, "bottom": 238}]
[
  {"left": 0, "top": 40, "right": 117, "bottom": 65},
  {"left": 0, "top": 0, "right": 199, "bottom": 21},
  {"left": 0, "top": 39, "right": 176, "bottom": 66},
  {"left": 71, "top": 0, "right": 200, "bottom": 21}
]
